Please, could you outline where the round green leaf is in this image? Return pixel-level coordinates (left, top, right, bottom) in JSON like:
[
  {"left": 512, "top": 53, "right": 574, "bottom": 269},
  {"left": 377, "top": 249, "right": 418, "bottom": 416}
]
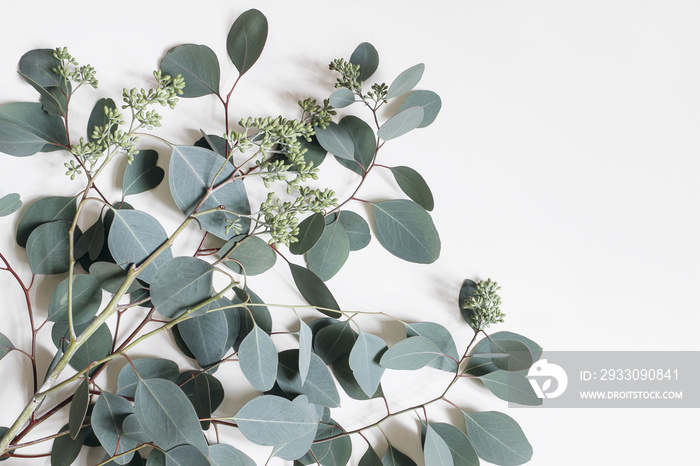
[
  {"left": 335, "top": 116, "right": 375, "bottom": 176},
  {"left": 121, "top": 414, "right": 151, "bottom": 444},
  {"left": 26, "top": 220, "right": 71, "bottom": 274},
  {"left": 490, "top": 339, "right": 534, "bottom": 372},
  {"left": 350, "top": 42, "right": 379, "bottom": 81},
  {"left": 290, "top": 212, "right": 325, "bottom": 255},
  {"left": 160, "top": 44, "right": 220, "bottom": 98},
  {"left": 465, "top": 332, "right": 542, "bottom": 377},
  {"left": 462, "top": 411, "right": 532, "bottom": 466},
  {"left": 123, "top": 150, "right": 165, "bottom": 197},
  {"left": 19, "top": 49, "right": 62, "bottom": 87},
  {"left": 371, "top": 200, "right": 441, "bottom": 264},
  {"left": 389, "top": 166, "right": 434, "bottom": 211},
  {"left": 208, "top": 444, "right": 256, "bottom": 466},
  {"left": 233, "top": 395, "right": 318, "bottom": 447},
  {"left": 89, "top": 261, "right": 143, "bottom": 294},
  {"left": 0, "top": 193, "right": 21, "bottom": 217},
  {"left": 332, "top": 355, "right": 384, "bottom": 401},
  {"left": 107, "top": 209, "right": 173, "bottom": 283},
  {"left": 177, "top": 371, "right": 225, "bottom": 430},
  {"left": 349, "top": 332, "right": 387, "bottom": 398},
  {"left": 305, "top": 218, "right": 350, "bottom": 281},
  {"left": 405, "top": 322, "right": 458, "bottom": 372},
  {"left": 288, "top": 264, "right": 342, "bottom": 318},
  {"left": 195, "top": 133, "right": 228, "bottom": 157},
  {"left": 380, "top": 336, "right": 444, "bottom": 370},
  {"left": 135, "top": 378, "right": 208, "bottom": 453},
  {"left": 51, "top": 318, "right": 112, "bottom": 374},
  {"left": 329, "top": 88, "right": 355, "bottom": 108},
  {"left": 378, "top": 106, "right": 424, "bottom": 141},
  {"left": 177, "top": 309, "right": 229, "bottom": 367},
  {"left": 219, "top": 235, "right": 276, "bottom": 276},
  {"left": 116, "top": 358, "right": 180, "bottom": 398},
  {"left": 398, "top": 90, "right": 442, "bottom": 128},
  {"left": 315, "top": 122, "right": 355, "bottom": 161},
  {"left": 336, "top": 210, "right": 370, "bottom": 251},
  {"left": 47, "top": 274, "right": 102, "bottom": 325},
  {"left": 16, "top": 195, "right": 76, "bottom": 247},
  {"left": 169, "top": 145, "right": 251, "bottom": 239},
  {"left": 277, "top": 350, "right": 340, "bottom": 408},
  {"left": 298, "top": 419, "right": 352, "bottom": 466},
  {"left": 314, "top": 320, "right": 357, "bottom": 365},
  {"left": 74, "top": 217, "right": 105, "bottom": 261},
  {"left": 51, "top": 423, "right": 85, "bottom": 466},
  {"left": 232, "top": 287, "right": 271, "bottom": 348},
  {"left": 387, "top": 63, "right": 425, "bottom": 100},
  {"left": 359, "top": 446, "right": 383, "bottom": 466},
  {"left": 0, "top": 102, "right": 68, "bottom": 156},
  {"left": 92, "top": 392, "right": 137, "bottom": 464},
  {"left": 239, "top": 325, "right": 278, "bottom": 392},
  {"left": 479, "top": 371, "right": 542, "bottom": 406},
  {"left": 150, "top": 256, "right": 215, "bottom": 319},
  {"left": 227, "top": 9, "right": 268, "bottom": 75}
]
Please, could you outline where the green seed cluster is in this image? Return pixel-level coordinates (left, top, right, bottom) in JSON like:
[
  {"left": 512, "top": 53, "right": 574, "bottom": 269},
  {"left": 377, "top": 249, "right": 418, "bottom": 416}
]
[{"left": 463, "top": 279, "right": 505, "bottom": 330}]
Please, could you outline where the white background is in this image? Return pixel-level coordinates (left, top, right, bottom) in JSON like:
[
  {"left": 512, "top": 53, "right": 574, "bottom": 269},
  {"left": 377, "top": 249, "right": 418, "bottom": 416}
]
[{"left": 0, "top": 1, "right": 698, "bottom": 465}]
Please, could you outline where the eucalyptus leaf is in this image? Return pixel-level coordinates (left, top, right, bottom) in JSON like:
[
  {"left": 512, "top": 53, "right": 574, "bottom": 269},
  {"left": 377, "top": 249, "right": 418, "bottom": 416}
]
[
  {"left": 271, "top": 396, "right": 320, "bottom": 461},
  {"left": 233, "top": 395, "right": 318, "bottom": 447},
  {"left": 36, "top": 81, "right": 69, "bottom": 117},
  {"left": 349, "top": 332, "right": 387, "bottom": 397},
  {"left": 74, "top": 217, "right": 105, "bottom": 261},
  {"left": 150, "top": 256, "right": 215, "bottom": 319},
  {"left": 389, "top": 166, "right": 434, "bottom": 211},
  {"left": 122, "top": 414, "right": 152, "bottom": 444},
  {"left": 92, "top": 392, "right": 137, "bottom": 464},
  {"left": 147, "top": 450, "right": 166, "bottom": 466},
  {"left": 68, "top": 378, "right": 89, "bottom": 440},
  {"left": 298, "top": 419, "right": 352, "bottom": 466},
  {"left": 479, "top": 371, "right": 542, "bottom": 406},
  {"left": 163, "top": 444, "right": 210, "bottom": 466},
  {"left": 329, "top": 88, "right": 355, "bottom": 108},
  {"left": 52, "top": 319, "right": 112, "bottom": 373},
  {"left": 89, "top": 261, "right": 143, "bottom": 294},
  {"left": 116, "top": 358, "right": 180, "bottom": 398},
  {"left": 405, "top": 322, "right": 458, "bottom": 372},
  {"left": 26, "top": 220, "right": 71, "bottom": 275},
  {"left": 51, "top": 423, "right": 85, "bottom": 466},
  {"left": 169, "top": 145, "right": 251, "bottom": 239},
  {"left": 219, "top": 235, "right": 276, "bottom": 276},
  {"left": 387, "top": 64, "right": 425, "bottom": 100},
  {"left": 314, "top": 320, "right": 357, "bottom": 365},
  {"left": 0, "top": 193, "right": 21, "bottom": 217},
  {"left": 239, "top": 325, "right": 278, "bottom": 392},
  {"left": 208, "top": 444, "right": 256, "bottom": 466},
  {"left": 232, "top": 286, "right": 272, "bottom": 348},
  {"left": 107, "top": 208, "right": 172, "bottom": 283},
  {"left": 277, "top": 349, "right": 340, "bottom": 408},
  {"left": 359, "top": 446, "right": 383, "bottom": 466},
  {"left": 177, "top": 370, "right": 225, "bottom": 430},
  {"left": 160, "top": 44, "right": 220, "bottom": 97},
  {"left": 380, "top": 336, "right": 444, "bottom": 370},
  {"left": 87, "top": 98, "right": 117, "bottom": 142},
  {"left": 288, "top": 263, "right": 342, "bottom": 318},
  {"left": 490, "top": 339, "right": 533, "bottom": 372},
  {"left": 332, "top": 355, "right": 383, "bottom": 401},
  {"left": 195, "top": 133, "right": 228, "bottom": 157},
  {"left": 297, "top": 320, "right": 314, "bottom": 386},
  {"left": 424, "top": 424, "right": 454, "bottom": 466},
  {"left": 227, "top": 9, "right": 268, "bottom": 75},
  {"left": 378, "top": 107, "right": 424, "bottom": 141},
  {"left": 465, "top": 332, "right": 542, "bottom": 377},
  {"left": 305, "top": 217, "right": 350, "bottom": 281},
  {"left": 382, "top": 444, "right": 417, "bottom": 466},
  {"left": 336, "top": 210, "right": 371, "bottom": 251},
  {"left": 135, "top": 378, "right": 208, "bottom": 452},
  {"left": 47, "top": 274, "right": 102, "bottom": 325},
  {"left": 0, "top": 333, "right": 15, "bottom": 361},
  {"left": 371, "top": 200, "right": 440, "bottom": 264},
  {"left": 290, "top": 212, "right": 325, "bottom": 255},
  {"left": 123, "top": 150, "right": 165, "bottom": 197},
  {"left": 458, "top": 279, "right": 479, "bottom": 328},
  {"left": 398, "top": 90, "right": 442, "bottom": 128},
  {"left": 462, "top": 411, "right": 532, "bottom": 466},
  {"left": 315, "top": 122, "right": 355, "bottom": 161},
  {"left": 100, "top": 452, "right": 143, "bottom": 466},
  {"left": 350, "top": 42, "right": 379, "bottom": 81},
  {"left": 0, "top": 102, "right": 68, "bottom": 156},
  {"left": 16, "top": 195, "right": 76, "bottom": 247},
  {"left": 335, "top": 115, "right": 375, "bottom": 176},
  {"left": 177, "top": 309, "right": 229, "bottom": 367},
  {"left": 422, "top": 423, "right": 479, "bottom": 466},
  {"left": 19, "top": 49, "right": 62, "bottom": 87}
]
